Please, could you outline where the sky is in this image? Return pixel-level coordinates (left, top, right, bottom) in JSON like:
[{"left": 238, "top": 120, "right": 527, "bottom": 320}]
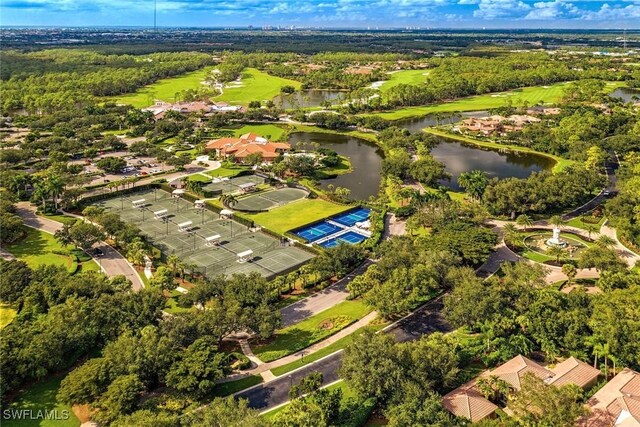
[{"left": 1, "top": 0, "right": 640, "bottom": 29}]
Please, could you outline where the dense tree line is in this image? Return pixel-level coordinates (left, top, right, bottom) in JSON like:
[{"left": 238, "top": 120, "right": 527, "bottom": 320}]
[
  {"left": 0, "top": 50, "right": 214, "bottom": 113},
  {"left": 606, "top": 152, "right": 640, "bottom": 248}
]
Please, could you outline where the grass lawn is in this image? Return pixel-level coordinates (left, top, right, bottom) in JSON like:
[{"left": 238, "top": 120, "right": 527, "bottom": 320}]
[
  {"left": 0, "top": 304, "right": 17, "bottom": 329},
  {"left": 222, "top": 124, "right": 288, "bottom": 141},
  {"left": 4, "top": 376, "right": 81, "bottom": 427},
  {"left": 109, "top": 67, "right": 213, "bottom": 108},
  {"left": 164, "top": 290, "right": 192, "bottom": 315},
  {"left": 518, "top": 230, "right": 593, "bottom": 263},
  {"left": 252, "top": 300, "right": 371, "bottom": 363},
  {"left": 423, "top": 128, "right": 574, "bottom": 173},
  {"left": 186, "top": 174, "right": 213, "bottom": 183},
  {"left": 6, "top": 227, "right": 73, "bottom": 270},
  {"left": 247, "top": 198, "right": 352, "bottom": 234},
  {"left": 209, "top": 375, "right": 262, "bottom": 398},
  {"left": 37, "top": 213, "right": 78, "bottom": 226},
  {"left": 378, "top": 69, "right": 430, "bottom": 93},
  {"left": 215, "top": 68, "right": 301, "bottom": 105},
  {"left": 205, "top": 164, "right": 251, "bottom": 178},
  {"left": 271, "top": 322, "right": 386, "bottom": 376},
  {"left": 369, "top": 82, "right": 569, "bottom": 120},
  {"left": 565, "top": 215, "right": 606, "bottom": 232}
]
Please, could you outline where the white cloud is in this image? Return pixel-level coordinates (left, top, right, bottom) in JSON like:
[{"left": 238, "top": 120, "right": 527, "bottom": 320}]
[
  {"left": 524, "top": 0, "right": 581, "bottom": 20},
  {"left": 473, "top": 0, "right": 531, "bottom": 18}
]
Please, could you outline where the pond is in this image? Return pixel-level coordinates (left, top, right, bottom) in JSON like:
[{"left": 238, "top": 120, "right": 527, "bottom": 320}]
[
  {"left": 288, "top": 132, "right": 554, "bottom": 199},
  {"left": 609, "top": 87, "right": 640, "bottom": 103},
  {"left": 431, "top": 137, "right": 555, "bottom": 191},
  {"left": 392, "top": 111, "right": 487, "bottom": 133},
  {"left": 273, "top": 90, "right": 346, "bottom": 109},
  {"left": 288, "top": 132, "right": 384, "bottom": 200}
]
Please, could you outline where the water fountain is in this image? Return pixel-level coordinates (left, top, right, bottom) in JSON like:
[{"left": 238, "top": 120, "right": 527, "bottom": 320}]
[{"left": 546, "top": 226, "right": 568, "bottom": 248}]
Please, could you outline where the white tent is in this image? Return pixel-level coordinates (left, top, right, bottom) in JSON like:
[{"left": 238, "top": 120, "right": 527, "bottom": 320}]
[
  {"left": 194, "top": 200, "right": 206, "bottom": 208},
  {"left": 172, "top": 189, "right": 185, "bottom": 197},
  {"left": 205, "top": 234, "right": 221, "bottom": 247},
  {"left": 132, "top": 199, "right": 146, "bottom": 208},
  {"left": 237, "top": 249, "right": 253, "bottom": 263},
  {"left": 238, "top": 182, "right": 257, "bottom": 193},
  {"left": 153, "top": 209, "right": 168, "bottom": 219},
  {"left": 177, "top": 221, "right": 193, "bottom": 232},
  {"left": 220, "top": 209, "right": 234, "bottom": 219}
]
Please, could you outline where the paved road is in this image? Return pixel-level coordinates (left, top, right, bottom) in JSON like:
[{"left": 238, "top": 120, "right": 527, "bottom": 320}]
[
  {"left": 238, "top": 298, "right": 451, "bottom": 411},
  {"left": 562, "top": 153, "right": 618, "bottom": 221},
  {"left": 14, "top": 202, "right": 145, "bottom": 291},
  {"left": 280, "top": 260, "right": 373, "bottom": 327}
]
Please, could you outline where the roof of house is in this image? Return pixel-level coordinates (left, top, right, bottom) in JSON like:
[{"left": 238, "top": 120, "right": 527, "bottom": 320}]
[
  {"left": 548, "top": 357, "right": 601, "bottom": 388},
  {"left": 487, "top": 355, "right": 553, "bottom": 390},
  {"left": 582, "top": 369, "right": 640, "bottom": 427},
  {"left": 442, "top": 382, "right": 498, "bottom": 423},
  {"left": 205, "top": 133, "right": 290, "bottom": 159}
]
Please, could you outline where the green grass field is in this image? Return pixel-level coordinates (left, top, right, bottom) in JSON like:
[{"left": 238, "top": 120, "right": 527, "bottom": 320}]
[
  {"left": 370, "top": 82, "right": 569, "bottom": 120},
  {"left": 565, "top": 215, "right": 606, "bottom": 232},
  {"left": 247, "top": 198, "right": 352, "bottom": 234},
  {"left": 110, "top": 67, "right": 213, "bottom": 108},
  {"left": 6, "top": 227, "right": 74, "bottom": 269},
  {"left": 0, "top": 304, "right": 17, "bottom": 329},
  {"left": 4, "top": 376, "right": 81, "bottom": 427},
  {"left": 222, "top": 124, "right": 288, "bottom": 141},
  {"left": 378, "top": 69, "right": 430, "bottom": 93},
  {"left": 215, "top": 68, "right": 301, "bottom": 105},
  {"left": 271, "top": 322, "right": 385, "bottom": 376},
  {"left": 5, "top": 227, "right": 99, "bottom": 273},
  {"left": 252, "top": 300, "right": 371, "bottom": 363},
  {"left": 205, "top": 164, "right": 251, "bottom": 178}
]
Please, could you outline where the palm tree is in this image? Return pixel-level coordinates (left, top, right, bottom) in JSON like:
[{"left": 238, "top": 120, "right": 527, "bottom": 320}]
[
  {"left": 220, "top": 194, "right": 237, "bottom": 207},
  {"left": 515, "top": 214, "right": 533, "bottom": 230},
  {"left": 167, "top": 254, "right": 181, "bottom": 280},
  {"left": 549, "top": 215, "right": 564, "bottom": 228},
  {"left": 585, "top": 223, "right": 598, "bottom": 239},
  {"left": 457, "top": 170, "right": 488, "bottom": 201},
  {"left": 596, "top": 235, "right": 616, "bottom": 249},
  {"left": 476, "top": 375, "right": 511, "bottom": 404},
  {"left": 547, "top": 245, "right": 565, "bottom": 263},
  {"left": 46, "top": 174, "right": 64, "bottom": 211},
  {"left": 561, "top": 263, "right": 577, "bottom": 284},
  {"left": 502, "top": 223, "right": 519, "bottom": 245}
]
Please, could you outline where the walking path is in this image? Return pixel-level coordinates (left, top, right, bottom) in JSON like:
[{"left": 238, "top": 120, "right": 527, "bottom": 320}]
[
  {"left": 14, "top": 202, "right": 145, "bottom": 291},
  {"left": 235, "top": 311, "right": 378, "bottom": 377}
]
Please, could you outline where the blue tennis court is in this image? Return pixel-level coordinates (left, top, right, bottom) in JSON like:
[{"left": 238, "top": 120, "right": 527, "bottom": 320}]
[
  {"left": 294, "top": 221, "right": 342, "bottom": 242},
  {"left": 319, "top": 231, "right": 368, "bottom": 248},
  {"left": 331, "top": 207, "right": 371, "bottom": 227}
]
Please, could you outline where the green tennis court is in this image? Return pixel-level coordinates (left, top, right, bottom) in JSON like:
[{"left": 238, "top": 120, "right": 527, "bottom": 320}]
[
  {"left": 92, "top": 188, "right": 314, "bottom": 279},
  {"left": 233, "top": 187, "right": 309, "bottom": 212}
]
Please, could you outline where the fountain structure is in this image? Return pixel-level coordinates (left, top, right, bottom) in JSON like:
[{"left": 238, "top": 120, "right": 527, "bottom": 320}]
[{"left": 546, "top": 226, "right": 567, "bottom": 248}]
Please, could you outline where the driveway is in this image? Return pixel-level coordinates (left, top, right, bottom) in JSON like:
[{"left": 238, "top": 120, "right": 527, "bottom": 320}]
[{"left": 14, "top": 202, "right": 145, "bottom": 291}]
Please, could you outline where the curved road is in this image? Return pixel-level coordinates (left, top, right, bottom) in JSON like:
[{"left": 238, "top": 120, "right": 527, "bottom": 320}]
[
  {"left": 236, "top": 298, "right": 450, "bottom": 411},
  {"left": 13, "top": 202, "right": 145, "bottom": 291}
]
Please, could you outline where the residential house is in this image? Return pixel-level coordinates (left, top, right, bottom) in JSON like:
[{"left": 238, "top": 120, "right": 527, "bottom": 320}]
[
  {"left": 581, "top": 368, "right": 640, "bottom": 427},
  {"left": 442, "top": 355, "right": 600, "bottom": 423}
]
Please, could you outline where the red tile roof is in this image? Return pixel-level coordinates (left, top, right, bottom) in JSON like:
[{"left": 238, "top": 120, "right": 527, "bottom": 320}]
[
  {"left": 582, "top": 369, "right": 640, "bottom": 427},
  {"left": 442, "top": 382, "right": 498, "bottom": 422},
  {"left": 549, "top": 357, "right": 601, "bottom": 389}
]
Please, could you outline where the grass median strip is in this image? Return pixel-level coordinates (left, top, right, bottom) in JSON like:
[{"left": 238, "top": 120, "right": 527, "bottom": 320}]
[
  {"left": 210, "top": 375, "right": 262, "bottom": 398},
  {"left": 252, "top": 300, "right": 371, "bottom": 363},
  {"left": 271, "top": 322, "right": 386, "bottom": 377}
]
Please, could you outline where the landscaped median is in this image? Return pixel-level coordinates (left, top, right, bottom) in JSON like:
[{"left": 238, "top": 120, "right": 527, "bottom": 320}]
[
  {"left": 270, "top": 321, "right": 386, "bottom": 377},
  {"left": 251, "top": 300, "right": 371, "bottom": 363},
  {"left": 423, "top": 128, "right": 574, "bottom": 173}
]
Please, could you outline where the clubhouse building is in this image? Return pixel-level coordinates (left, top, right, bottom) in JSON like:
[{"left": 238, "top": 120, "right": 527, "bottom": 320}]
[{"left": 205, "top": 132, "right": 290, "bottom": 163}]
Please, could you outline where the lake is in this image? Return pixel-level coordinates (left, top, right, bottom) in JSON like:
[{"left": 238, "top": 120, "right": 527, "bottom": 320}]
[
  {"left": 273, "top": 90, "right": 346, "bottom": 109},
  {"left": 609, "top": 87, "right": 640, "bottom": 103},
  {"left": 288, "top": 132, "right": 384, "bottom": 200},
  {"left": 288, "top": 131, "right": 554, "bottom": 199}
]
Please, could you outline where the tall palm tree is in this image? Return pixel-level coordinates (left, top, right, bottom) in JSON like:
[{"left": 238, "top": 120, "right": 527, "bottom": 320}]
[
  {"left": 515, "top": 214, "right": 533, "bottom": 230},
  {"left": 549, "top": 215, "right": 565, "bottom": 228},
  {"left": 548, "top": 245, "right": 565, "bottom": 263},
  {"left": 220, "top": 193, "right": 237, "bottom": 207},
  {"left": 457, "top": 170, "right": 488, "bottom": 201},
  {"left": 585, "top": 223, "right": 598, "bottom": 239},
  {"left": 596, "top": 235, "right": 616, "bottom": 249},
  {"left": 167, "top": 254, "right": 181, "bottom": 280},
  {"left": 502, "top": 223, "right": 519, "bottom": 245}
]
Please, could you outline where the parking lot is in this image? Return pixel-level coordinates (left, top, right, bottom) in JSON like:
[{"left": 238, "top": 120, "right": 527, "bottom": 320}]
[{"left": 69, "top": 151, "right": 172, "bottom": 186}]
